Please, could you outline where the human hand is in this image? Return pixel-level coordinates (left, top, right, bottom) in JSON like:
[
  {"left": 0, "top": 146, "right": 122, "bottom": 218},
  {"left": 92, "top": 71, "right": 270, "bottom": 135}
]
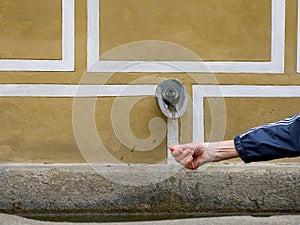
[
  {"left": 170, "top": 140, "right": 238, "bottom": 170},
  {"left": 170, "top": 142, "right": 213, "bottom": 170}
]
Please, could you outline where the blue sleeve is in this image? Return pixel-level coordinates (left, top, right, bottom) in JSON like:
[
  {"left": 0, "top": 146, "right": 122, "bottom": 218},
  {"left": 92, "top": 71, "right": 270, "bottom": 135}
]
[{"left": 234, "top": 114, "right": 300, "bottom": 163}]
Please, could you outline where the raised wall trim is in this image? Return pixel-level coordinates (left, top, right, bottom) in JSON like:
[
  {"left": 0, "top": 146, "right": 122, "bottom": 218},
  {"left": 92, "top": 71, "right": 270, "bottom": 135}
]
[
  {"left": 297, "top": 0, "right": 300, "bottom": 73},
  {"left": 193, "top": 85, "right": 300, "bottom": 142},
  {"left": 0, "top": 84, "right": 156, "bottom": 97},
  {"left": 88, "top": 0, "right": 285, "bottom": 73},
  {"left": 0, "top": 0, "right": 74, "bottom": 71}
]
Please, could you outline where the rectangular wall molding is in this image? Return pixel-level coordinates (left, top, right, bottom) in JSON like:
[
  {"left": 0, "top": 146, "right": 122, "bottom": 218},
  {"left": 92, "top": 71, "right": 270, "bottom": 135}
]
[
  {"left": 193, "top": 85, "right": 300, "bottom": 142},
  {"left": 297, "top": 0, "right": 300, "bottom": 73},
  {"left": 0, "top": 0, "right": 74, "bottom": 71},
  {"left": 0, "top": 84, "right": 156, "bottom": 97},
  {"left": 88, "top": 0, "right": 285, "bottom": 73}
]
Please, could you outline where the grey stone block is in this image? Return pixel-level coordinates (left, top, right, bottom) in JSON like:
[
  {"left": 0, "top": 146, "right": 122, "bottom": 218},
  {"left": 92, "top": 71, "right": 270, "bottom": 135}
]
[{"left": 0, "top": 163, "right": 299, "bottom": 220}]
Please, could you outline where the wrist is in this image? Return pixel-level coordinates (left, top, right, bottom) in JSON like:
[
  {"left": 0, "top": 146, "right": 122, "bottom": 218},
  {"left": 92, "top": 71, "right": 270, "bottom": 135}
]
[{"left": 206, "top": 140, "right": 239, "bottom": 162}]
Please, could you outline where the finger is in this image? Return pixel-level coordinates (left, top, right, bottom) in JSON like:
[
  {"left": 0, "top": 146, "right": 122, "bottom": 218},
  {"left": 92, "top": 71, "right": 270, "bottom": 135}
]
[
  {"left": 171, "top": 146, "right": 195, "bottom": 158},
  {"left": 172, "top": 147, "right": 192, "bottom": 158},
  {"left": 170, "top": 143, "right": 196, "bottom": 152},
  {"left": 171, "top": 148, "right": 183, "bottom": 157},
  {"left": 184, "top": 155, "right": 194, "bottom": 169},
  {"left": 190, "top": 159, "right": 201, "bottom": 170},
  {"left": 179, "top": 152, "right": 194, "bottom": 168},
  {"left": 175, "top": 149, "right": 193, "bottom": 162},
  {"left": 169, "top": 146, "right": 175, "bottom": 152}
]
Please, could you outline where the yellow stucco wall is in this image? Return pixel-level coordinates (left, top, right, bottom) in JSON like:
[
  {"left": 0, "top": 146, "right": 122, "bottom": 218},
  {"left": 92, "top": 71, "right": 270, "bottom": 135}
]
[
  {"left": 100, "top": 0, "right": 271, "bottom": 61},
  {"left": 0, "top": 0, "right": 299, "bottom": 163},
  {"left": 0, "top": 0, "right": 62, "bottom": 60}
]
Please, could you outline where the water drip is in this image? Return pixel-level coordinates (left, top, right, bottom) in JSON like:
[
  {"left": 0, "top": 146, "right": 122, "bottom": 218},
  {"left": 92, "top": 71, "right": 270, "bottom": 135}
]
[{"left": 167, "top": 118, "right": 178, "bottom": 163}]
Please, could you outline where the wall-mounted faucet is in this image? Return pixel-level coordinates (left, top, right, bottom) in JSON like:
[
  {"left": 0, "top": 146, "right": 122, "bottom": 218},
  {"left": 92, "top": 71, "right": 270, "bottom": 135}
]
[
  {"left": 155, "top": 79, "right": 188, "bottom": 119},
  {"left": 155, "top": 79, "right": 189, "bottom": 163}
]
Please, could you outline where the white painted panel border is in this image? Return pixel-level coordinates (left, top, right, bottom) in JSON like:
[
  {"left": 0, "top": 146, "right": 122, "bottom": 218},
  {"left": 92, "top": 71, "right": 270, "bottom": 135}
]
[
  {"left": 297, "top": 0, "right": 300, "bottom": 73},
  {"left": 0, "top": 84, "right": 157, "bottom": 97},
  {"left": 88, "top": 0, "right": 285, "bottom": 73},
  {"left": 0, "top": 0, "right": 74, "bottom": 71},
  {"left": 193, "top": 85, "right": 300, "bottom": 142}
]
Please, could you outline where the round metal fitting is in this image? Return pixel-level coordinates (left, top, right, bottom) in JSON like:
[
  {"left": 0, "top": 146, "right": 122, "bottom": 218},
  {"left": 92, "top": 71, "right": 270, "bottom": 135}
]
[{"left": 155, "top": 79, "right": 188, "bottom": 119}]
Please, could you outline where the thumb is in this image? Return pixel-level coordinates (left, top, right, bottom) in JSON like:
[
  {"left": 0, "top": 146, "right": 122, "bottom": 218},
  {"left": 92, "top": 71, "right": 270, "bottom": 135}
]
[{"left": 169, "top": 146, "right": 175, "bottom": 152}]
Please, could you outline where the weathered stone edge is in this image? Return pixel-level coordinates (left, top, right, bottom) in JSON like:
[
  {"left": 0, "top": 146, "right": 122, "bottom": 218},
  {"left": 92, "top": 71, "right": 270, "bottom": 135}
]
[{"left": 0, "top": 163, "right": 299, "bottom": 217}]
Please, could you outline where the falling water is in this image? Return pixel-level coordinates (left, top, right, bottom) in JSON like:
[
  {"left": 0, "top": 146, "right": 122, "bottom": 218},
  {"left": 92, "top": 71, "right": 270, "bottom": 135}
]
[{"left": 167, "top": 117, "right": 178, "bottom": 163}]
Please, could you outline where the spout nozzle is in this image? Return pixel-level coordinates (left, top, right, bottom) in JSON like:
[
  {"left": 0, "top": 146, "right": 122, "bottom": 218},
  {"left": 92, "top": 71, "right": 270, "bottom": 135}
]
[
  {"left": 163, "top": 98, "right": 177, "bottom": 113},
  {"left": 155, "top": 79, "right": 188, "bottom": 119}
]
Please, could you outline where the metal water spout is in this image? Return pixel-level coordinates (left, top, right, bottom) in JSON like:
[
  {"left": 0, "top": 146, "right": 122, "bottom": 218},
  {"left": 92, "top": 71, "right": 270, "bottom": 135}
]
[{"left": 155, "top": 80, "right": 189, "bottom": 163}]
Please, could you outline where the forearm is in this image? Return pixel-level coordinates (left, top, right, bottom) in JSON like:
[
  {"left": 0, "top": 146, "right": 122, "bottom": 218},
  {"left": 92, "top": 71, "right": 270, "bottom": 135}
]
[{"left": 205, "top": 140, "right": 239, "bottom": 162}]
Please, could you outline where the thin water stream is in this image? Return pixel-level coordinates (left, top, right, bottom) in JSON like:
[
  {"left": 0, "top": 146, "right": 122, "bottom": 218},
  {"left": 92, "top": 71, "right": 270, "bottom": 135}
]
[{"left": 167, "top": 118, "right": 178, "bottom": 163}]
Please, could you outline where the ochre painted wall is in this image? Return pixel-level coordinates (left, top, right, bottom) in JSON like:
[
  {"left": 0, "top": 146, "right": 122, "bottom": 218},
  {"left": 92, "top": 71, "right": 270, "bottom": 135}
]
[
  {"left": 100, "top": 0, "right": 271, "bottom": 61},
  {"left": 0, "top": 0, "right": 299, "bottom": 163}
]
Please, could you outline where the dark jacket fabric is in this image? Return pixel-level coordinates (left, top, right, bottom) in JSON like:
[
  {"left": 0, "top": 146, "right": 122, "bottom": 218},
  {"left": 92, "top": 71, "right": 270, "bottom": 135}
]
[{"left": 234, "top": 114, "right": 300, "bottom": 163}]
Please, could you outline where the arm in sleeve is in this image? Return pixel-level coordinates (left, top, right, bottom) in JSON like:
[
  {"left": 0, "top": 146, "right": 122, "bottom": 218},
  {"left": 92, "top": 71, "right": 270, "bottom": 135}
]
[{"left": 234, "top": 114, "right": 300, "bottom": 163}]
